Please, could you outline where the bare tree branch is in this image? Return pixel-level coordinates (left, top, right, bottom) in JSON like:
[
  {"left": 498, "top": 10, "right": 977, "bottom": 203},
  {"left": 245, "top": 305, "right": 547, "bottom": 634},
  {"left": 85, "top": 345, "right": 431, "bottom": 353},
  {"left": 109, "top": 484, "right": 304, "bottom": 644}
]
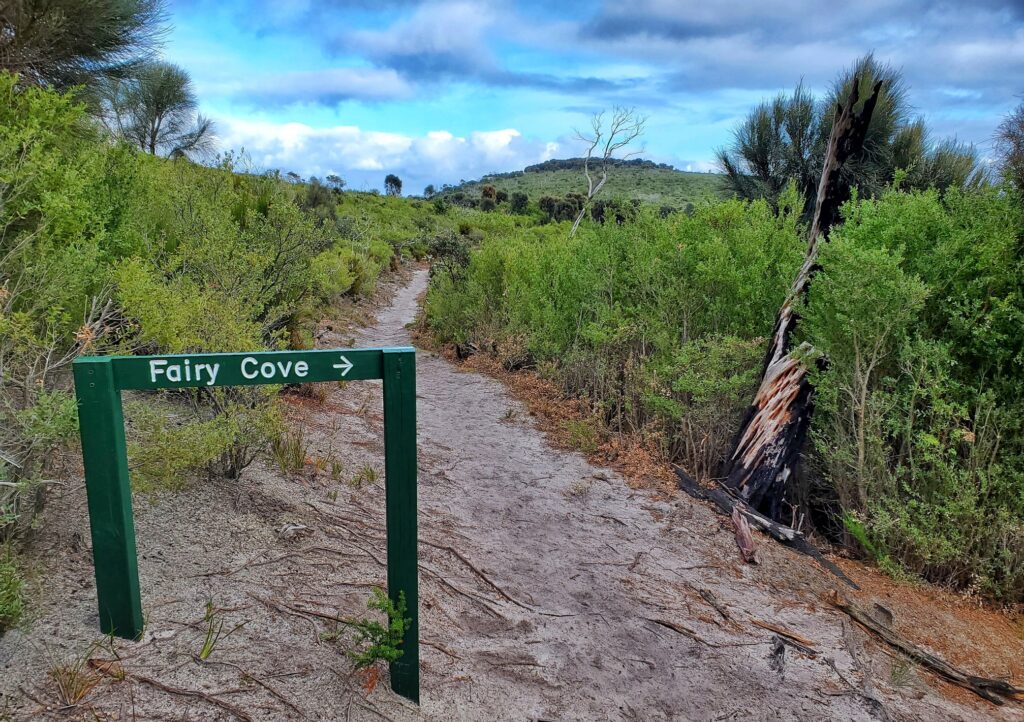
[{"left": 569, "top": 106, "right": 647, "bottom": 237}]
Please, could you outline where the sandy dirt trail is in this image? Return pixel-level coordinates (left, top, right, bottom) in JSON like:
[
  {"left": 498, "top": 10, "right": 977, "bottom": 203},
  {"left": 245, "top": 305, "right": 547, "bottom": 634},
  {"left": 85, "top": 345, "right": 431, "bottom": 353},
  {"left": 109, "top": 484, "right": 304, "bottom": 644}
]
[{"left": 2, "top": 267, "right": 1020, "bottom": 721}]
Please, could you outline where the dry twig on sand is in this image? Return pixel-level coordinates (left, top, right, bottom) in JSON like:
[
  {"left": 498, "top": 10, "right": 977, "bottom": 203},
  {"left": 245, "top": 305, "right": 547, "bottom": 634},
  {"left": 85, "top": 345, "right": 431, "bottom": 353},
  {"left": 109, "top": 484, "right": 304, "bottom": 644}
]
[
  {"left": 731, "top": 507, "right": 758, "bottom": 563},
  {"left": 90, "top": 660, "right": 256, "bottom": 722},
  {"left": 198, "top": 658, "right": 305, "bottom": 716},
  {"left": 750, "top": 618, "right": 817, "bottom": 653}
]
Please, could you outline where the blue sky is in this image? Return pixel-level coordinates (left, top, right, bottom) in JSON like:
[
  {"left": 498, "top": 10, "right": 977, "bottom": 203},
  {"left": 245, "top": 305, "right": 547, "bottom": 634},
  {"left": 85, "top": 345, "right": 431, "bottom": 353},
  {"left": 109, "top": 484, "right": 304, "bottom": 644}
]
[{"left": 164, "top": 0, "right": 1023, "bottom": 194}]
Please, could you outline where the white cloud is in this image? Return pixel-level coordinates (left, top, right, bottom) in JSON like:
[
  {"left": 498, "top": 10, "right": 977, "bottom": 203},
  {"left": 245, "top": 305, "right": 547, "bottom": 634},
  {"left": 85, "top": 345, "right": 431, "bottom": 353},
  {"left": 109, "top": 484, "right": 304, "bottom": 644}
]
[
  {"left": 345, "top": 1, "right": 498, "bottom": 74},
  {"left": 679, "top": 159, "right": 719, "bottom": 173},
  {"left": 216, "top": 117, "right": 561, "bottom": 192}
]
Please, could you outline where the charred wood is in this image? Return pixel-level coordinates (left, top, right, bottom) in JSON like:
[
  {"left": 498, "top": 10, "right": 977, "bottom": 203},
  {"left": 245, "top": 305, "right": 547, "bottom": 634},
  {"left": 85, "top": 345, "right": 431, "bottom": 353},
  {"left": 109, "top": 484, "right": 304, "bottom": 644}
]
[
  {"left": 722, "top": 77, "right": 884, "bottom": 520},
  {"left": 676, "top": 467, "right": 859, "bottom": 589}
]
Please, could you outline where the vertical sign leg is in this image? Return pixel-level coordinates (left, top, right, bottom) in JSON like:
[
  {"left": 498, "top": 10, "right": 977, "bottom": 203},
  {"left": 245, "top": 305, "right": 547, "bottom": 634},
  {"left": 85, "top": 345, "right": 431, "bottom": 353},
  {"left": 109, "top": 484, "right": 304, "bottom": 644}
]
[
  {"left": 382, "top": 349, "right": 419, "bottom": 703},
  {"left": 72, "top": 358, "right": 144, "bottom": 639}
]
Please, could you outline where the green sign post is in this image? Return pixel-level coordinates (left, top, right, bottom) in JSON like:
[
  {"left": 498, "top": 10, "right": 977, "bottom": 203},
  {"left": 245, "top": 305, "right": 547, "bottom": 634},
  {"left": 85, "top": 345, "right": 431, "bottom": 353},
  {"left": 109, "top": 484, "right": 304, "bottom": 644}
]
[{"left": 72, "top": 347, "right": 419, "bottom": 703}]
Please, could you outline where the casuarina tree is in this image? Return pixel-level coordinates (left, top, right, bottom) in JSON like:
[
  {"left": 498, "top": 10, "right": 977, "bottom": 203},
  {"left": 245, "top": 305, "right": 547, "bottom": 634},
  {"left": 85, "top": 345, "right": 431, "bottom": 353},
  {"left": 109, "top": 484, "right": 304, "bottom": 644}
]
[
  {"left": 717, "top": 54, "right": 982, "bottom": 212},
  {"left": 0, "top": 0, "right": 165, "bottom": 92},
  {"left": 100, "top": 61, "right": 215, "bottom": 158}
]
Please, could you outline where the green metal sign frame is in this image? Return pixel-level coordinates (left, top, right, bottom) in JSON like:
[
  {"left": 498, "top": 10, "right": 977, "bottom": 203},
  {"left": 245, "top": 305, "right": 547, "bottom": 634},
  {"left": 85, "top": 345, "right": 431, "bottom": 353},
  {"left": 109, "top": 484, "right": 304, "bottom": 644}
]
[{"left": 72, "top": 347, "right": 419, "bottom": 703}]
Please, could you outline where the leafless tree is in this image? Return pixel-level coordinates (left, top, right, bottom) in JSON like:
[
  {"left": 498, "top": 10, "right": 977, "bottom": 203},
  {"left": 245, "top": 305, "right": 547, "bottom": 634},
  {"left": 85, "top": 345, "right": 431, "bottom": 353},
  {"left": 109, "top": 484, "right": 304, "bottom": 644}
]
[{"left": 570, "top": 106, "right": 647, "bottom": 237}]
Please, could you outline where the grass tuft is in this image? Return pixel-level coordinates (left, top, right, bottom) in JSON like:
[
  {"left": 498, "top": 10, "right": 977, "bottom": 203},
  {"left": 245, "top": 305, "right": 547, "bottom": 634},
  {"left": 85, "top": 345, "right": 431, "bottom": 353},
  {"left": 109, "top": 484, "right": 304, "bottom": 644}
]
[{"left": 270, "top": 429, "right": 308, "bottom": 476}]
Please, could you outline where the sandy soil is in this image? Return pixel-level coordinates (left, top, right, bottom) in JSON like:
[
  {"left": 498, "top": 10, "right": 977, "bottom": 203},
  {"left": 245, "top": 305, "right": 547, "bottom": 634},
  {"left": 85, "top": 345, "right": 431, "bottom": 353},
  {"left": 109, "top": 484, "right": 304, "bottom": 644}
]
[{"left": 1, "top": 266, "right": 1022, "bottom": 721}]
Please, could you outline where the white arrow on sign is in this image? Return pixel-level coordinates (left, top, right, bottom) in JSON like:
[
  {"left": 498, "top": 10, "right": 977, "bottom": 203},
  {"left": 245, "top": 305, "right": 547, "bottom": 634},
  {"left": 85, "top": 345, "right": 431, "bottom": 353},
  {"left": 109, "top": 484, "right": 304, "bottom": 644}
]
[{"left": 332, "top": 355, "right": 354, "bottom": 377}]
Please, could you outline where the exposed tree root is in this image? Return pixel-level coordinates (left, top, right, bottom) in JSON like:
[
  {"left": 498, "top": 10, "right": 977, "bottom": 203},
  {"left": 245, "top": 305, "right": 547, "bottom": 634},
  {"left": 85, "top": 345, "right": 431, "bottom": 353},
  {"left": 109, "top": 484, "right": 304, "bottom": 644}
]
[{"left": 828, "top": 592, "right": 1024, "bottom": 706}]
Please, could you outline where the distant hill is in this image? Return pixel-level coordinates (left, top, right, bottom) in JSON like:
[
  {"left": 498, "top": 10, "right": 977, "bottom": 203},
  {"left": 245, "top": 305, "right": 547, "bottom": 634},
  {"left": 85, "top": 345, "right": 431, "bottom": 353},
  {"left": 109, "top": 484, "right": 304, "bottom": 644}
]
[{"left": 440, "top": 158, "right": 727, "bottom": 208}]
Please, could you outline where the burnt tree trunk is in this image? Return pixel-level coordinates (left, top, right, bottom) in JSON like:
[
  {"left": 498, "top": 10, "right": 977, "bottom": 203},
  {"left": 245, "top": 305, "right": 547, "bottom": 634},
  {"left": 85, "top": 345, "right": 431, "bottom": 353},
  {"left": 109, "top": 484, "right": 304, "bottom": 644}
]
[{"left": 720, "top": 77, "right": 884, "bottom": 521}]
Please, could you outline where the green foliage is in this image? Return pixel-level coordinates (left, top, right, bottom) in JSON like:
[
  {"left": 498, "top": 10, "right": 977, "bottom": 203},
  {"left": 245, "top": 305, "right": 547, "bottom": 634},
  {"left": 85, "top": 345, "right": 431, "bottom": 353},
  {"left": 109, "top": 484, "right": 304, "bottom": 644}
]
[
  {"left": 0, "top": 75, "right": 405, "bottom": 549},
  {"left": 443, "top": 162, "right": 725, "bottom": 209},
  {"left": 0, "top": 73, "right": 133, "bottom": 539},
  {"left": 99, "top": 60, "right": 215, "bottom": 158},
  {"left": 427, "top": 194, "right": 805, "bottom": 476},
  {"left": 996, "top": 102, "right": 1024, "bottom": 190},
  {"left": 643, "top": 335, "right": 765, "bottom": 480},
  {"left": 114, "top": 258, "right": 264, "bottom": 354},
  {"left": 301, "top": 177, "right": 338, "bottom": 227},
  {"left": 429, "top": 175, "right": 1024, "bottom": 604},
  {"left": 804, "top": 186, "right": 1024, "bottom": 601},
  {"left": 0, "top": 553, "right": 24, "bottom": 632},
  {"left": 125, "top": 397, "right": 280, "bottom": 490},
  {"left": 0, "top": 0, "right": 164, "bottom": 92},
  {"left": 718, "top": 54, "right": 983, "bottom": 211},
  {"left": 270, "top": 429, "right": 308, "bottom": 477},
  {"left": 198, "top": 600, "right": 225, "bottom": 661},
  {"left": 350, "top": 464, "right": 378, "bottom": 489},
  {"left": 428, "top": 232, "right": 471, "bottom": 285},
  {"left": 509, "top": 191, "right": 529, "bottom": 213},
  {"left": 346, "top": 589, "right": 410, "bottom": 669},
  {"left": 560, "top": 418, "right": 602, "bottom": 454}
]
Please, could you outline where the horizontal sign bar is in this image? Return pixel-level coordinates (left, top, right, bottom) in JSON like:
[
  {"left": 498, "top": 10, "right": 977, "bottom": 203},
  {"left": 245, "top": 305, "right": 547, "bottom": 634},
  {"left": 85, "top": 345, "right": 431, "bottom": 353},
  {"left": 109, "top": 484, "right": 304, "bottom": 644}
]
[{"left": 73, "top": 348, "right": 413, "bottom": 391}]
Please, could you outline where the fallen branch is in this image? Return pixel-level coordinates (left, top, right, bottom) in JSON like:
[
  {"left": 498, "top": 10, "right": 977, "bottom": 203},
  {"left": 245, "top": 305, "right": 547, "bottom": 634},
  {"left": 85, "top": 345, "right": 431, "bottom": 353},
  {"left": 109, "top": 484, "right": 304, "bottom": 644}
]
[
  {"left": 828, "top": 592, "right": 1024, "bottom": 706},
  {"left": 247, "top": 593, "right": 322, "bottom": 644},
  {"left": 198, "top": 659, "right": 304, "bottom": 716},
  {"left": 423, "top": 639, "right": 461, "bottom": 660},
  {"left": 750, "top": 618, "right": 817, "bottom": 655},
  {"left": 675, "top": 467, "right": 858, "bottom": 589},
  {"left": 695, "top": 587, "right": 730, "bottom": 620},
  {"left": 193, "top": 550, "right": 301, "bottom": 578},
  {"left": 419, "top": 539, "right": 534, "bottom": 610},
  {"left": 419, "top": 563, "right": 507, "bottom": 618}
]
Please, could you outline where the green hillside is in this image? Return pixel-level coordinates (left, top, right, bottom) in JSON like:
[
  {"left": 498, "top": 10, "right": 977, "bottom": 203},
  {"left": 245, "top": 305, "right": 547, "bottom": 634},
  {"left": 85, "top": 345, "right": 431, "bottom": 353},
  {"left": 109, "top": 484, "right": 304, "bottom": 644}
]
[{"left": 441, "top": 158, "right": 727, "bottom": 208}]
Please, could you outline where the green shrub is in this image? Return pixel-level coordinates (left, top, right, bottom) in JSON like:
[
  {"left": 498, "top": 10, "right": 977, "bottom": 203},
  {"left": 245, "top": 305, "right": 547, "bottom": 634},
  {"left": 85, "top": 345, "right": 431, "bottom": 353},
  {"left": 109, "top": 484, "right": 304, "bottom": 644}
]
[
  {"left": 0, "top": 74, "right": 445, "bottom": 631},
  {"left": 0, "top": 553, "right": 24, "bottom": 632},
  {"left": 804, "top": 186, "right": 1024, "bottom": 601},
  {"left": 427, "top": 191, "right": 805, "bottom": 476},
  {"left": 641, "top": 335, "right": 764, "bottom": 480},
  {"left": 428, "top": 180, "right": 1024, "bottom": 603},
  {"left": 310, "top": 247, "right": 357, "bottom": 300}
]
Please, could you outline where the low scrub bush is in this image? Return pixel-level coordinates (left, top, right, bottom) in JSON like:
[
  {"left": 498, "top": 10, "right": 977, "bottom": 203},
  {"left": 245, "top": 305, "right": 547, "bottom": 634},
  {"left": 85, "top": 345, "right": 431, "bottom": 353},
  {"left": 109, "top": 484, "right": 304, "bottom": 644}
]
[
  {"left": 803, "top": 186, "right": 1024, "bottom": 601},
  {"left": 429, "top": 180, "right": 1024, "bottom": 603},
  {"left": 427, "top": 189, "right": 805, "bottom": 478},
  {"left": 0, "top": 73, "right": 418, "bottom": 584},
  {"left": 0, "top": 553, "right": 24, "bottom": 632}
]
